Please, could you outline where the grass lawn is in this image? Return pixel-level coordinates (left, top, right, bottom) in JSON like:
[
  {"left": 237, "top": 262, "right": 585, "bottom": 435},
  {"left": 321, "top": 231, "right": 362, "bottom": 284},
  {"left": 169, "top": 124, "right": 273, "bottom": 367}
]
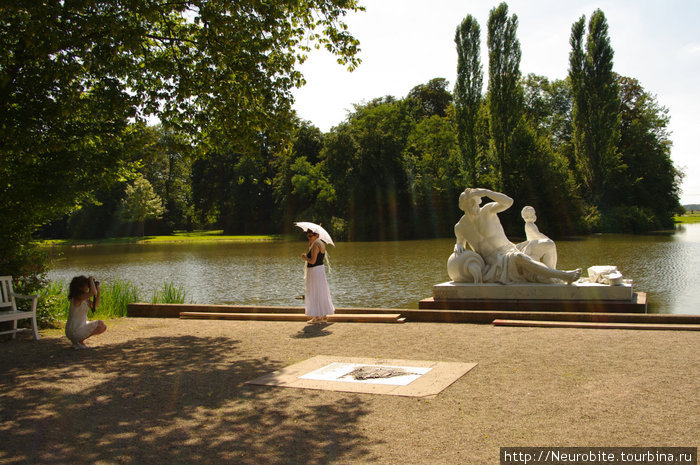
[
  {"left": 675, "top": 212, "right": 700, "bottom": 224},
  {"left": 38, "top": 230, "right": 282, "bottom": 246}
]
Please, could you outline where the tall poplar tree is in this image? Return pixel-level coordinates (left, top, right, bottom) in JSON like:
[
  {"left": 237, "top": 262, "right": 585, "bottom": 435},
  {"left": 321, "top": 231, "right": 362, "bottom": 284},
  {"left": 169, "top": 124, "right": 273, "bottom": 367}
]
[
  {"left": 568, "top": 10, "right": 621, "bottom": 207},
  {"left": 487, "top": 2, "right": 523, "bottom": 189},
  {"left": 454, "top": 14, "right": 483, "bottom": 186}
]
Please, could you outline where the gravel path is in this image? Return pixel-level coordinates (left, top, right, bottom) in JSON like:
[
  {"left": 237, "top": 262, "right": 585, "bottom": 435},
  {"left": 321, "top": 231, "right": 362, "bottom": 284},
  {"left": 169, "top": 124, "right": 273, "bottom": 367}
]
[{"left": 1, "top": 318, "right": 698, "bottom": 464}]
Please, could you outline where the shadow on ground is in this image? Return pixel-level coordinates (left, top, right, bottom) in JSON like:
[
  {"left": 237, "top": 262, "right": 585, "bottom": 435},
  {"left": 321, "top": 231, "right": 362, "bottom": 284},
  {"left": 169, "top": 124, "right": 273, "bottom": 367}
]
[
  {"left": 0, "top": 336, "right": 375, "bottom": 465},
  {"left": 291, "top": 322, "right": 334, "bottom": 339}
]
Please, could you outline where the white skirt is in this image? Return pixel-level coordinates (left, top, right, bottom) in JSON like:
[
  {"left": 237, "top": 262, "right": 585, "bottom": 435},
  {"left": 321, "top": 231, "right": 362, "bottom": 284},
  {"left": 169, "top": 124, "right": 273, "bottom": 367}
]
[{"left": 304, "top": 265, "right": 335, "bottom": 317}]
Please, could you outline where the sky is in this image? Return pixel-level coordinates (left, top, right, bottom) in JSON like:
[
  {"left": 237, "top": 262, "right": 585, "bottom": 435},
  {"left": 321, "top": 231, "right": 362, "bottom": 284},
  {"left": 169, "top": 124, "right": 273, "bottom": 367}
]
[{"left": 292, "top": 0, "right": 700, "bottom": 205}]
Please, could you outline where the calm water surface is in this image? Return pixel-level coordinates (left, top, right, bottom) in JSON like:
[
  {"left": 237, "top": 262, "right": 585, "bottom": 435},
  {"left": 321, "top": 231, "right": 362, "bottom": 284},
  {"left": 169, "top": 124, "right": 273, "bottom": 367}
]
[{"left": 47, "top": 224, "right": 700, "bottom": 314}]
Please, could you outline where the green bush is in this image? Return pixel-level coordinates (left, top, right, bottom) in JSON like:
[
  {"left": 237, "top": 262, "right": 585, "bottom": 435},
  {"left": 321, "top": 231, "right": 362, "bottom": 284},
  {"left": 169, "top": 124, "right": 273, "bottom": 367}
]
[
  {"left": 36, "top": 280, "right": 69, "bottom": 329},
  {"left": 3, "top": 243, "right": 50, "bottom": 296}
]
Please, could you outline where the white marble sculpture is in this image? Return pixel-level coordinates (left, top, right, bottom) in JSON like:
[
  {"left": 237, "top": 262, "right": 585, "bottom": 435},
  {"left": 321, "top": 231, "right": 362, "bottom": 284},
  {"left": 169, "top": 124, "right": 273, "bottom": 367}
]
[
  {"left": 516, "top": 205, "right": 557, "bottom": 269},
  {"left": 586, "top": 266, "right": 623, "bottom": 285},
  {"left": 448, "top": 188, "right": 582, "bottom": 284}
]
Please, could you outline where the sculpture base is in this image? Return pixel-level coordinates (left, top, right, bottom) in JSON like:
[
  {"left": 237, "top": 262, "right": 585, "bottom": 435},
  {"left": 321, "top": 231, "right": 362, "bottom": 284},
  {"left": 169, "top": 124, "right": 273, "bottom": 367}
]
[
  {"left": 433, "top": 281, "right": 634, "bottom": 301},
  {"left": 419, "top": 294, "right": 646, "bottom": 313},
  {"left": 420, "top": 281, "right": 646, "bottom": 313}
]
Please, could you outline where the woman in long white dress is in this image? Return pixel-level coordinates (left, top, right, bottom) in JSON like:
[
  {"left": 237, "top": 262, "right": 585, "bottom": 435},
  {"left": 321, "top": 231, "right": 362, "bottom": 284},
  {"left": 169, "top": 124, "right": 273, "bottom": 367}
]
[
  {"left": 65, "top": 275, "right": 107, "bottom": 349},
  {"left": 301, "top": 230, "right": 335, "bottom": 323}
]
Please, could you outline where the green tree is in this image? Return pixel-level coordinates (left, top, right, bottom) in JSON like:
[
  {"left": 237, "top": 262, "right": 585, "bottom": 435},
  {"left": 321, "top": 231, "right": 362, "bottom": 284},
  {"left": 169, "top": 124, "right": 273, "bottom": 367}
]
[
  {"left": 487, "top": 2, "right": 523, "bottom": 189},
  {"left": 291, "top": 121, "right": 325, "bottom": 165},
  {"left": 614, "top": 76, "right": 683, "bottom": 230},
  {"left": 454, "top": 14, "right": 484, "bottom": 185},
  {"left": 319, "top": 123, "right": 357, "bottom": 237},
  {"left": 323, "top": 97, "right": 415, "bottom": 240},
  {"left": 139, "top": 126, "right": 195, "bottom": 231},
  {"left": 120, "top": 175, "right": 165, "bottom": 236},
  {"left": 191, "top": 151, "right": 234, "bottom": 230},
  {"left": 507, "top": 120, "right": 583, "bottom": 236},
  {"left": 406, "top": 78, "right": 453, "bottom": 118},
  {"left": 548, "top": 79, "right": 575, "bottom": 157},
  {"left": 191, "top": 128, "right": 284, "bottom": 234},
  {"left": 1, "top": 0, "right": 362, "bottom": 274},
  {"left": 569, "top": 10, "right": 622, "bottom": 208},
  {"left": 289, "top": 157, "right": 337, "bottom": 220},
  {"left": 37, "top": 123, "right": 195, "bottom": 239},
  {"left": 350, "top": 98, "right": 413, "bottom": 240},
  {"left": 522, "top": 74, "right": 554, "bottom": 137},
  {"left": 273, "top": 120, "right": 329, "bottom": 227},
  {"left": 522, "top": 75, "right": 575, "bottom": 164},
  {"left": 403, "top": 114, "right": 461, "bottom": 236}
]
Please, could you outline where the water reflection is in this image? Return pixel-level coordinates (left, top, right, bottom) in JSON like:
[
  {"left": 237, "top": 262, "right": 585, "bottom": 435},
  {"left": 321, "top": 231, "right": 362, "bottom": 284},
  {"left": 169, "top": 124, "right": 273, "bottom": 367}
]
[{"left": 47, "top": 224, "right": 700, "bottom": 315}]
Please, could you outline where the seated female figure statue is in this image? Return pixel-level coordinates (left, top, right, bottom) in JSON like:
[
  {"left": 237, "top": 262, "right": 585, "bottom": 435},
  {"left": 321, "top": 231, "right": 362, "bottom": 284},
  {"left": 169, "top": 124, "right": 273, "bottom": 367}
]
[
  {"left": 451, "top": 188, "right": 581, "bottom": 284},
  {"left": 516, "top": 205, "right": 557, "bottom": 269}
]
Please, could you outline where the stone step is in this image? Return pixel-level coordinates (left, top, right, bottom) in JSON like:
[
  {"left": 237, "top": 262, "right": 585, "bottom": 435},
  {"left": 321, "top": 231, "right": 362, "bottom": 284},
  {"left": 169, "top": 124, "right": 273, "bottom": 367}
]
[
  {"left": 492, "top": 319, "right": 700, "bottom": 331},
  {"left": 179, "top": 312, "right": 405, "bottom": 323}
]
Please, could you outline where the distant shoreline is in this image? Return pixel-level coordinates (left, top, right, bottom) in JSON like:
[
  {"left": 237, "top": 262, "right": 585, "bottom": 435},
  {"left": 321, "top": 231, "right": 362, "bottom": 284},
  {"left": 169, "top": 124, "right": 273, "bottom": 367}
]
[
  {"left": 675, "top": 213, "right": 700, "bottom": 224},
  {"left": 36, "top": 230, "right": 282, "bottom": 247},
  {"left": 36, "top": 219, "right": 698, "bottom": 247}
]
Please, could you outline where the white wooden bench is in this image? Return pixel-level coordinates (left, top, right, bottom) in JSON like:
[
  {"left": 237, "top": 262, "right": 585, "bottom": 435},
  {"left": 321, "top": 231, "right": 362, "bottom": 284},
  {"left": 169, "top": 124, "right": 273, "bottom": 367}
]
[{"left": 0, "top": 276, "right": 40, "bottom": 340}]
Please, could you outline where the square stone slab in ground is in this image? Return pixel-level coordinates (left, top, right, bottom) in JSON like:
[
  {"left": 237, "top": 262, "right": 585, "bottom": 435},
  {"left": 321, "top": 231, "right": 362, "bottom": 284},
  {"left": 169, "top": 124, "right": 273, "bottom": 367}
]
[{"left": 244, "top": 355, "right": 477, "bottom": 398}]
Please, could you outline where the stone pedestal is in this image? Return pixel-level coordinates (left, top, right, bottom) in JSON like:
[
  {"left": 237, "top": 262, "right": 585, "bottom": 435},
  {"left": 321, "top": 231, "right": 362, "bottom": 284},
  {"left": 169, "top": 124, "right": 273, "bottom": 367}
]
[
  {"left": 433, "top": 281, "right": 633, "bottom": 301},
  {"left": 420, "top": 281, "right": 647, "bottom": 313}
]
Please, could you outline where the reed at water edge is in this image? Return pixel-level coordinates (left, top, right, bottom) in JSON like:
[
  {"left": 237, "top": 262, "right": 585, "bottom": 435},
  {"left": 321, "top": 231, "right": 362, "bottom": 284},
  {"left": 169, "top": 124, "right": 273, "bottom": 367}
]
[{"left": 35, "top": 278, "right": 188, "bottom": 327}]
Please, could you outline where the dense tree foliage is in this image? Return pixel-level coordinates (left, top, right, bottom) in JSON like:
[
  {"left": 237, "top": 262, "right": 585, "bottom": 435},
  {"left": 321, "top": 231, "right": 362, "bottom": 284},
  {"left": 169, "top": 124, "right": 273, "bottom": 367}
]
[
  {"left": 273, "top": 120, "right": 329, "bottom": 228},
  {"left": 191, "top": 132, "right": 282, "bottom": 235},
  {"left": 325, "top": 97, "right": 415, "bottom": 240},
  {"left": 2, "top": 1, "right": 685, "bottom": 287},
  {"left": 565, "top": 9, "right": 682, "bottom": 230},
  {"left": 613, "top": 76, "right": 683, "bottom": 230},
  {"left": 55, "top": 68, "right": 674, "bottom": 242},
  {"left": 37, "top": 73, "right": 680, "bottom": 242},
  {"left": 39, "top": 124, "right": 194, "bottom": 239},
  {"left": 1, "top": 0, "right": 362, "bottom": 281}
]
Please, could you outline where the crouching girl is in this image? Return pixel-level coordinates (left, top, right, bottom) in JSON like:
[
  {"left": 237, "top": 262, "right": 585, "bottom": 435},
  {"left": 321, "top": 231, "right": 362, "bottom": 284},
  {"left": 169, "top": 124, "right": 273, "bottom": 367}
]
[{"left": 66, "top": 276, "right": 106, "bottom": 349}]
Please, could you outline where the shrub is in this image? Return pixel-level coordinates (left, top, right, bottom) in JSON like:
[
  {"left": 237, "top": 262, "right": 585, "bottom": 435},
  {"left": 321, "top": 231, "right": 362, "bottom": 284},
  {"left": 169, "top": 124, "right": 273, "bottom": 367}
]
[{"left": 36, "top": 280, "right": 69, "bottom": 329}]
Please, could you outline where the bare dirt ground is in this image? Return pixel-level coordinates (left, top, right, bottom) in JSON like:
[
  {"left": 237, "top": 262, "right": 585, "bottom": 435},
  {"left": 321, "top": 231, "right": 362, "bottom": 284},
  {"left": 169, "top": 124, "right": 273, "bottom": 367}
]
[{"left": 1, "top": 318, "right": 698, "bottom": 465}]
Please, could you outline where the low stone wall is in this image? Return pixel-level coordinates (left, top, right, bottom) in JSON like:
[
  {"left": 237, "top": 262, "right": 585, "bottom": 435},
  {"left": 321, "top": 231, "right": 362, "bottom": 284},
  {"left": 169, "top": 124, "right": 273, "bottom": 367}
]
[{"left": 126, "top": 302, "right": 700, "bottom": 325}]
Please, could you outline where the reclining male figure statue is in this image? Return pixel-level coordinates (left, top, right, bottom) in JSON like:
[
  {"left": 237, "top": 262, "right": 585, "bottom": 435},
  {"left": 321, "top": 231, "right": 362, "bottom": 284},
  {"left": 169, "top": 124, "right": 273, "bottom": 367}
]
[{"left": 453, "top": 188, "right": 582, "bottom": 284}]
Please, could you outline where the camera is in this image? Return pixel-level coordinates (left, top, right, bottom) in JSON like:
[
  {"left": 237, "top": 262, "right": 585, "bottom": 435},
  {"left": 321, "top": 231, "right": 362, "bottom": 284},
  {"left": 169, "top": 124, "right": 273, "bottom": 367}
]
[{"left": 94, "top": 280, "right": 100, "bottom": 287}]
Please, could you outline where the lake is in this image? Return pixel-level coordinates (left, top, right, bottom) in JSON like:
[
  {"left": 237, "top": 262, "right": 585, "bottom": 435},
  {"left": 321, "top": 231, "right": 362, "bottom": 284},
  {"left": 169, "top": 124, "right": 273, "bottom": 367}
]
[{"left": 46, "top": 223, "right": 700, "bottom": 315}]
